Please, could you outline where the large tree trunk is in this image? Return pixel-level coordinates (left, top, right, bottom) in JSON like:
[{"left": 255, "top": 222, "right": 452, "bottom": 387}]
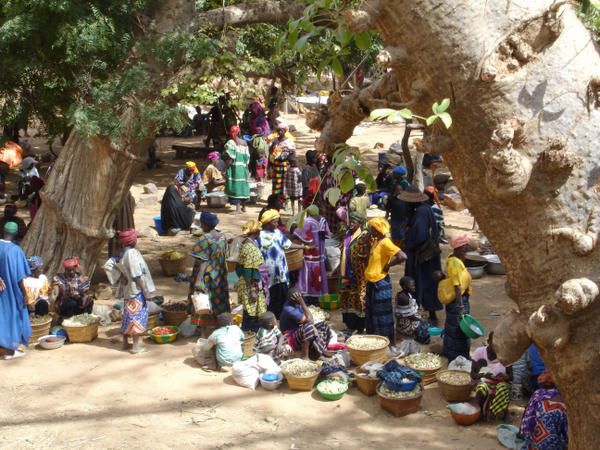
[{"left": 317, "top": 1, "right": 600, "bottom": 447}]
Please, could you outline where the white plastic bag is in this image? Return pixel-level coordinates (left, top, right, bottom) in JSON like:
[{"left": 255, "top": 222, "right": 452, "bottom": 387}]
[
  {"left": 397, "top": 339, "right": 420, "bottom": 358},
  {"left": 232, "top": 354, "right": 281, "bottom": 390},
  {"left": 191, "top": 292, "right": 211, "bottom": 313},
  {"left": 147, "top": 301, "right": 162, "bottom": 315},
  {"left": 448, "top": 356, "right": 472, "bottom": 373},
  {"left": 92, "top": 304, "right": 113, "bottom": 326},
  {"left": 180, "top": 317, "right": 197, "bottom": 338},
  {"left": 102, "top": 257, "right": 122, "bottom": 285},
  {"left": 325, "top": 246, "right": 341, "bottom": 274}
]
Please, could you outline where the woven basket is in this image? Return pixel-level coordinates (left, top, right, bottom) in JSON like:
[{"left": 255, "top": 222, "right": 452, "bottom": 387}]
[
  {"left": 29, "top": 317, "right": 52, "bottom": 345},
  {"left": 403, "top": 356, "right": 443, "bottom": 386},
  {"left": 285, "top": 249, "right": 304, "bottom": 271},
  {"left": 356, "top": 374, "right": 379, "bottom": 396},
  {"left": 146, "top": 314, "right": 160, "bottom": 331},
  {"left": 280, "top": 359, "right": 320, "bottom": 391},
  {"left": 242, "top": 332, "right": 256, "bottom": 357},
  {"left": 63, "top": 323, "right": 99, "bottom": 343},
  {"left": 162, "top": 310, "right": 188, "bottom": 326},
  {"left": 436, "top": 370, "right": 473, "bottom": 402},
  {"left": 226, "top": 259, "right": 237, "bottom": 272},
  {"left": 377, "top": 383, "right": 423, "bottom": 417},
  {"left": 159, "top": 256, "right": 187, "bottom": 277},
  {"left": 346, "top": 335, "right": 390, "bottom": 365}
]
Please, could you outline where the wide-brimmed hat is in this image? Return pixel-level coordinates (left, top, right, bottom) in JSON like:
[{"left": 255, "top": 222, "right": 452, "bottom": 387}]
[{"left": 397, "top": 185, "right": 428, "bottom": 203}]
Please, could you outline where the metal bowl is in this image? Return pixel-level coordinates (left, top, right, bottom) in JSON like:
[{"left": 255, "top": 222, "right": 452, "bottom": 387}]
[
  {"left": 466, "top": 265, "right": 485, "bottom": 279},
  {"left": 483, "top": 254, "right": 505, "bottom": 275},
  {"left": 205, "top": 192, "right": 228, "bottom": 208}
]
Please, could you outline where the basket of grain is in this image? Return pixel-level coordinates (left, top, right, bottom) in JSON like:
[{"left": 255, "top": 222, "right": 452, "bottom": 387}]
[
  {"left": 403, "top": 353, "right": 443, "bottom": 385},
  {"left": 436, "top": 370, "right": 473, "bottom": 402},
  {"left": 356, "top": 374, "right": 379, "bottom": 396},
  {"left": 29, "top": 315, "right": 52, "bottom": 345},
  {"left": 242, "top": 331, "right": 256, "bottom": 357},
  {"left": 280, "top": 359, "right": 322, "bottom": 391},
  {"left": 159, "top": 251, "right": 187, "bottom": 277},
  {"left": 62, "top": 314, "right": 100, "bottom": 343},
  {"left": 162, "top": 301, "right": 189, "bottom": 326},
  {"left": 377, "top": 382, "right": 423, "bottom": 417},
  {"left": 285, "top": 249, "right": 304, "bottom": 271},
  {"left": 346, "top": 335, "right": 389, "bottom": 365}
]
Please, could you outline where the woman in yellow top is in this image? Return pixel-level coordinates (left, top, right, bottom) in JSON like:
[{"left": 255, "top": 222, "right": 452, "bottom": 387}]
[
  {"left": 364, "top": 218, "right": 406, "bottom": 344},
  {"left": 442, "top": 234, "right": 472, "bottom": 361}
]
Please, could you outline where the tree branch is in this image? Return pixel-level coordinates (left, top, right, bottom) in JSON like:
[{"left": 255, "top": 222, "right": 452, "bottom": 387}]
[{"left": 194, "top": 1, "right": 307, "bottom": 30}]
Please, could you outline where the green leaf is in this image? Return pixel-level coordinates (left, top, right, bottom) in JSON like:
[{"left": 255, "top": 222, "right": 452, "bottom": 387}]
[
  {"left": 432, "top": 102, "right": 440, "bottom": 114},
  {"left": 438, "top": 112, "right": 453, "bottom": 129},
  {"left": 370, "top": 108, "right": 396, "bottom": 121},
  {"left": 331, "top": 57, "right": 344, "bottom": 77},
  {"left": 287, "top": 30, "right": 299, "bottom": 47},
  {"left": 294, "top": 33, "right": 311, "bottom": 52},
  {"left": 336, "top": 27, "right": 353, "bottom": 47},
  {"left": 398, "top": 108, "right": 414, "bottom": 119},
  {"left": 591, "top": 0, "right": 600, "bottom": 9},
  {"left": 289, "top": 19, "right": 301, "bottom": 34},
  {"left": 426, "top": 115, "right": 437, "bottom": 126},
  {"left": 355, "top": 32, "right": 371, "bottom": 51},
  {"left": 294, "top": 210, "right": 307, "bottom": 230},
  {"left": 438, "top": 98, "right": 450, "bottom": 113},
  {"left": 340, "top": 171, "right": 355, "bottom": 193},
  {"left": 325, "top": 187, "right": 341, "bottom": 207},
  {"left": 299, "top": 19, "right": 315, "bottom": 32},
  {"left": 364, "top": 174, "right": 377, "bottom": 193}
]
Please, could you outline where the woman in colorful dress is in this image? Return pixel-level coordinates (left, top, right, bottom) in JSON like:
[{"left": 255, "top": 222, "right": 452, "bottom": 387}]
[
  {"left": 223, "top": 125, "right": 250, "bottom": 213},
  {"left": 294, "top": 205, "right": 330, "bottom": 303},
  {"left": 117, "top": 229, "right": 155, "bottom": 354},
  {"left": 23, "top": 256, "right": 51, "bottom": 316},
  {"left": 236, "top": 220, "right": 268, "bottom": 332},
  {"left": 190, "top": 212, "right": 230, "bottom": 334},
  {"left": 347, "top": 219, "right": 376, "bottom": 333},
  {"left": 269, "top": 123, "right": 296, "bottom": 199},
  {"left": 174, "top": 161, "right": 203, "bottom": 209},
  {"left": 339, "top": 212, "right": 366, "bottom": 332},
  {"left": 202, "top": 152, "right": 225, "bottom": 194},
  {"left": 54, "top": 257, "right": 94, "bottom": 319}
]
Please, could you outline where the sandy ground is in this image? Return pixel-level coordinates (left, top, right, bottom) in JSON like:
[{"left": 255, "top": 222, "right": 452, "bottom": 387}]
[{"left": 0, "top": 117, "right": 518, "bottom": 449}]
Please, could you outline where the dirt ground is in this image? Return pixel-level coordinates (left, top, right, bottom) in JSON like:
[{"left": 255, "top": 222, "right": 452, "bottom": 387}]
[{"left": 0, "top": 116, "right": 518, "bottom": 449}]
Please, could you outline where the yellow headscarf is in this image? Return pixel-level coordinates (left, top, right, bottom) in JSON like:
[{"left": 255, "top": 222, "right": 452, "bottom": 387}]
[
  {"left": 185, "top": 161, "right": 199, "bottom": 174},
  {"left": 369, "top": 217, "right": 390, "bottom": 235},
  {"left": 242, "top": 220, "right": 262, "bottom": 235},
  {"left": 260, "top": 209, "right": 280, "bottom": 224}
]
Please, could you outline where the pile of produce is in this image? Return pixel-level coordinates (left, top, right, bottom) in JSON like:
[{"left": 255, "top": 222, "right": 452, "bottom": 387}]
[
  {"left": 30, "top": 315, "right": 52, "bottom": 324},
  {"left": 307, "top": 305, "right": 329, "bottom": 323},
  {"left": 317, "top": 379, "right": 347, "bottom": 395},
  {"left": 150, "top": 326, "right": 176, "bottom": 336},
  {"left": 379, "top": 383, "right": 422, "bottom": 399},
  {"left": 62, "top": 313, "right": 100, "bottom": 327},
  {"left": 438, "top": 371, "right": 471, "bottom": 386},
  {"left": 161, "top": 251, "right": 185, "bottom": 260},
  {"left": 162, "top": 301, "right": 188, "bottom": 312},
  {"left": 347, "top": 335, "right": 387, "bottom": 351},
  {"left": 404, "top": 353, "right": 442, "bottom": 370},
  {"left": 282, "top": 359, "right": 321, "bottom": 377}
]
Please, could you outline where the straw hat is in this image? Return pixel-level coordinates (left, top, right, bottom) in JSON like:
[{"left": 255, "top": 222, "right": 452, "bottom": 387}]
[{"left": 397, "top": 185, "right": 428, "bottom": 203}]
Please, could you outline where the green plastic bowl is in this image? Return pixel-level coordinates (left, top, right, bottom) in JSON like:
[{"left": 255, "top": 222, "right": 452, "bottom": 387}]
[
  {"left": 316, "top": 380, "right": 349, "bottom": 401},
  {"left": 459, "top": 315, "right": 485, "bottom": 338},
  {"left": 148, "top": 325, "right": 180, "bottom": 344}
]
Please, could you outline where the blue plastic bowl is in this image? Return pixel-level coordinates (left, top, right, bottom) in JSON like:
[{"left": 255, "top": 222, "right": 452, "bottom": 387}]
[
  {"left": 242, "top": 134, "right": 253, "bottom": 142},
  {"left": 153, "top": 216, "right": 165, "bottom": 236},
  {"left": 398, "top": 379, "right": 418, "bottom": 392},
  {"left": 262, "top": 372, "right": 279, "bottom": 382},
  {"left": 428, "top": 326, "right": 443, "bottom": 336}
]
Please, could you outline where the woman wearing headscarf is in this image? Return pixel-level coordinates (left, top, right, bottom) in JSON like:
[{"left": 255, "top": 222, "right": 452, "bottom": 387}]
[
  {"left": 160, "top": 185, "right": 195, "bottom": 235},
  {"left": 236, "top": 220, "right": 268, "bottom": 332},
  {"left": 117, "top": 229, "right": 155, "bottom": 354},
  {"left": 339, "top": 212, "right": 367, "bottom": 331},
  {"left": 293, "top": 205, "right": 330, "bottom": 302},
  {"left": 364, "top": 218, "right": 406, "bottom": 344},
  {"left": 190, "top": 212, "right": 230, "bottom": 331},
  {"left": 54, "top": 257, "right": 94, "bottom": 319},
  {"left": 174, "top": 161, "right": 203, "bottom": 209},
  {"left": 23, "top": 256, "right": 51, "bottom": 316},
  {"left": 402, "top": 185, "right": 443, "bottom": 324},
  {"left": 223, "top": 125, "right": 250, "bottom": 213},
  {"left": 249, "top": 98, "right": 270, "bottom": 137},
  {"left": 269, "top": 123, "right": 296, "bottom": 199},
  {"left": 202, "top": 152, "right": 225, "bottom": 194}
]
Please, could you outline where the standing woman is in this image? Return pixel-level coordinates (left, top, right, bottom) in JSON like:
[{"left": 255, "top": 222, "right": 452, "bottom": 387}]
[
  {"left": 223, "top": 125, "right": 250, "bottom": 213},
  {"left": 236, "top": 220, "right": 268, "bottom": 332},
  {"left": 269, "top": 123, "right": 296, "bottom": 199},
  {"left": 190, "top": 212, "right": 230, "bottom": 331},
  {"left": 364, "top": 218, "right": 406, "bottom": 344},
  {"left": 339, "top": 212, "right": 366, "bottom": 332},
  {"left": 402, "top": 186, "right": 443, "bottom": 324},
  {"left": 117, "top": 229, "right": 155, "bottom": 354}
]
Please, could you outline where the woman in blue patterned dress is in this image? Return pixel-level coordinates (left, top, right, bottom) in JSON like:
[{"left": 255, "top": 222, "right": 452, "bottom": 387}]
[{"left": 190, "top": 212, "right": 230, "bottom": 333}]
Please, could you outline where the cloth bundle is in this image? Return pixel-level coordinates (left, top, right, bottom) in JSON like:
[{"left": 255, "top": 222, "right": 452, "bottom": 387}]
[{"left": 377, "top": 359, "right": 421, "bottom": 391}]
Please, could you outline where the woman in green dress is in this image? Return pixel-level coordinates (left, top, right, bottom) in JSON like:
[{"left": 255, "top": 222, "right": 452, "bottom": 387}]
[
  {"left": 224, "top": 125, "right": 250, "bottom": 213},
  {"left": 190, "top": 212, "right": 230, "bottom": 335}
]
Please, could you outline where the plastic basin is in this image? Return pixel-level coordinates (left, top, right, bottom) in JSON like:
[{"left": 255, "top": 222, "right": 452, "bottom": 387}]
[{"left": 459, "top": 315, "right": 485, "bottom": 338}]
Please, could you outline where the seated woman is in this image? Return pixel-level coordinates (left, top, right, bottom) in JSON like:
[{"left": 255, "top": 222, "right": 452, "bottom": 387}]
[
  {"left": 54, "top": 257, "right": 94, "bottom": 318},
  {"left": 472, "top": 332, "right": 512, "bottom": 421},
  {"left": 519, "top": 371, "right": 568, "bottom": 450},
  {"left": 160, "top": 185, "right": 195, "bottom": 235},
  {"left": 174, "top": 161, "right": 203, "bottom": 209},
  {"left": 280, "top": 288, "right": 332, "bottom": 360},
  {"left": 395, "top": 276, "right": 430, "bottom": 344},
  {"left": 23, "top": 256, "right": 51, "bottom": 316},
  {"left": 202, "top": 152, "right": 226, "bottom": 194}
]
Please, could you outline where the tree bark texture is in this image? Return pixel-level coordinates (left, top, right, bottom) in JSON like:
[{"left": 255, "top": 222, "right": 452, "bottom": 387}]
[
  {"left": 314, "top": 1, "right": 600, "bottom": 447},
  {"left": 193, "top": 1, "right": 306, "bottom": 30}
]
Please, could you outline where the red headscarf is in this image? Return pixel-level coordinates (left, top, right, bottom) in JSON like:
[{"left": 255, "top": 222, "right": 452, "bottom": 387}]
[
  {"left": 119, "top": 228, "right": 138, "bottom": 247},
  {"left": 229, "top": 125, "right": 240, "bottom": 141},
  {"left": 63, "top": 257, "right": 80, "bottom": 270}
]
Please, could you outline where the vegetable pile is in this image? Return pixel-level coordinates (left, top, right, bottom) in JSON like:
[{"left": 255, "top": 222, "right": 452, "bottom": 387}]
[
  {"left": 62, "top": 313, "right": 100, "bottom": 327},
  {"left": 162, "top": 301, "right": 188, "bottom": 312},
  {"left": 150, "top": 327, "right": 176, "bottom": 336},
  {"left": 30, "top": 315, "right": 52, "bottom": 324},
  {"left": 317, "top": 379, "right": 347, "bottom": 395},
  {"left": 438, "top": 371, "right": 471, "bottom": 386},
  {"left": 161, "top": 251, "right": 185, "bottom": 260},
  {"left": 307, "top": 305, "right": 329, "bottom": 323},
  {"left": 282, "top": 359, "right": 321, "bottom": 377},
  {"left": 379, "top": 383, "right": 422, "bottom": 399},
  {"left": 404, "top": 353, "right": 442, "bottom": 371},
  {"left": 346, "top": 335, "right": 387, "bottom": 351}
]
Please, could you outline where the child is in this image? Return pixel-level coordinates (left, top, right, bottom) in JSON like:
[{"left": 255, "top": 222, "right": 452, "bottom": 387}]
[
  {"left": 254, "top": 312, "right": 284, "bottom": 358},
  {"left": 255, "top": 148, "right": 268, "bottom": 184},
  {"left": 23, "top": 256, "right": 52, "bottom": 316},
  {"left": 284, "top": 156, "right": 302, "bottom": 215},
  {"left": 205, "top": 313, "right": 244, "bottom": 370},
  {"left": 395, "top": 276, "right": 430, "bottom": 344},
  {"left": 349, "top": 181, "right": 370, "bottom": 221}
]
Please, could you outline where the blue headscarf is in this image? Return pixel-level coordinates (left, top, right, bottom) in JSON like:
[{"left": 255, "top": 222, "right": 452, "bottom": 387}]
[
  {"left": 200, "top": 211, "right": 219, "bottom": 228},
  {"left": 27, "top": 256, "right": 44, "bottom": 270},
  {"left": 393, "top": 165, "right": 407, "bottom": 176}
]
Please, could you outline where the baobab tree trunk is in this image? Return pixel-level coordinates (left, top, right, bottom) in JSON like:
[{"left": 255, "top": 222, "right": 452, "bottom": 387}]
[{"left": 316, "top": 1, "right": 600, "bottom": 447}]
